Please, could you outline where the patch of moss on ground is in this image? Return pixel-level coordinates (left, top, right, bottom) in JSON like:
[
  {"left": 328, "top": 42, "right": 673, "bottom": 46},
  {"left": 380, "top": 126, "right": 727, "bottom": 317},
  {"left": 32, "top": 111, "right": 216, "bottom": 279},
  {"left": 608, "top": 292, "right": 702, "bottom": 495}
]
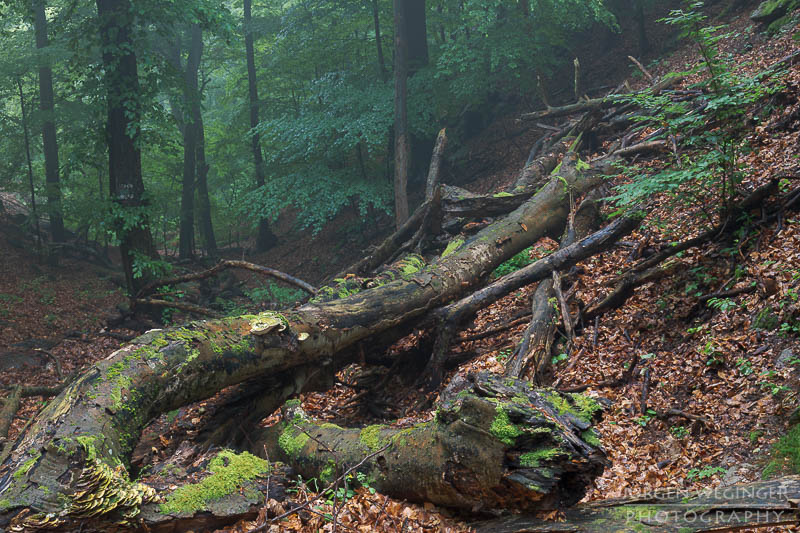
[
  {"left": 160, "top": 450, "right": 269, "bottom": 514},
  {"left": 0, "top": 499, "right": 11, "bottom": 511},
  {"left": 490, "top": 406, "right": 523, "bottom": 446}
]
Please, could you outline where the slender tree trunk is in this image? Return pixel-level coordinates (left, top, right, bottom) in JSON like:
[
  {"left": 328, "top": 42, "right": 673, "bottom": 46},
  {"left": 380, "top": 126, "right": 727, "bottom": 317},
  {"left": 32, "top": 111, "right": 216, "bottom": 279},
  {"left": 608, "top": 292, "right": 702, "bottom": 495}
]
[
  {"left": 393, "top": 0, "right": 410, "bottom": 229},
  {"left": 405, "top": 0, "right": 428, "bottom": 74},
  {"left": 244, "top": 0, "right": 277, "bottom": 252},
  {"left": 33, "top": 0, "right": 65, "bottom": 243},
  {"left": 96, "top": 0, "right": 158, "bottom": 296},
  {"left": 195, "top": 106, "right": 217, "bottom": 256},
  {"left": 17, "top": 77, "right": 42, "bottom": 256},
  {"left": 634, "top": 0, "right": 649, "bottom": 57},
  {"left": 178, "top": 24, "right": 203, "bottom": 260},
  {"left": 370, "top": 0, "right": 388, "bottom": 82}
]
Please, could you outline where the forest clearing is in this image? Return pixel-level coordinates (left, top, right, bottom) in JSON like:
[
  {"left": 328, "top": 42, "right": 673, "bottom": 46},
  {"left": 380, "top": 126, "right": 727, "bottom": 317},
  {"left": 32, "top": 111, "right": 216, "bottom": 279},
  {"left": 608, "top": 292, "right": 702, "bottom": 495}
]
[{"left": 2, "top": 0, "right": 800, "bottom": 531}]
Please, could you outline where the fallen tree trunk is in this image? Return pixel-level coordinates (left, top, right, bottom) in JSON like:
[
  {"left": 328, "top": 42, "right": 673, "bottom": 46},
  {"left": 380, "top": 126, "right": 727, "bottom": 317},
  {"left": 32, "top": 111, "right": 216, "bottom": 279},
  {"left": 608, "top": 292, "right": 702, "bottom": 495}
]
[
  {"left": 506, "top": 195, "right": 601, "bottom": 382},
  {"left": 423, "top": 194, "right": 641, "bottom": 388},
  {"left": 257, "top": 372, "right": 607, "bottom": 512},
  {"left": 519, "top": 75, "right": 682, "bottom": 121},
  {"left": 0, "top": 149, "right": 604, "bottom": 530}
]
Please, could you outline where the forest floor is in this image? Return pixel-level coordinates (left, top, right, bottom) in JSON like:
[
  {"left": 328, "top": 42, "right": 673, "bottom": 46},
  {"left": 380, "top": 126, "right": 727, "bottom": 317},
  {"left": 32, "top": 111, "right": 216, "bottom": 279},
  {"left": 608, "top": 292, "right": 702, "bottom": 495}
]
[{"left": 1, "top": 5, "right": 800, "bottom": 533}]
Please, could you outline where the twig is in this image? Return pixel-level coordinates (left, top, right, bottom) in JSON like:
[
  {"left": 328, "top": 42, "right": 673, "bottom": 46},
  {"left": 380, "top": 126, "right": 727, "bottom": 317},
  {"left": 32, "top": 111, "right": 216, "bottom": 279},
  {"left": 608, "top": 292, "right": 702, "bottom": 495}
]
[
  {"left": 248, "top": 443, "right": 392, "bottom": 533},
  {"left": 640, "top": 367, "right": 650, "bottom": 414},
  {"left": 627, "top": 55, "right": 654, "bottom": 82},
  {"left": 552, "top": 270, "right": 574, "bottom": 346},
  {"left": 457, "top": 314, "right": 531, "bottom": 342},
  {"left": 654, "top": 408, "right": 711, "bottom": 426},
  {"left": 137, "top": 259, "right": 316, "bottom": 299}
]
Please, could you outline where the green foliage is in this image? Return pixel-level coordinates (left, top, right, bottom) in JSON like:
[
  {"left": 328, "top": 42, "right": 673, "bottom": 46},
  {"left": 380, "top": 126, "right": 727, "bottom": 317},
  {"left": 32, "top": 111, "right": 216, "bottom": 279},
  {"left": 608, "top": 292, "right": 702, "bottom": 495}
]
[
  {"left": 670, "top": 425, "right": 689, "bottom": 439},
  {"left": 493, "top": 247, "right": 532, "bottom": 278},
  {"left": 246, "top": 281, "right": 306, "bottom": 308},
  {"left": 686, "top": 465, "right": 725, "bottom": 481},
  {"left": 707, "top": 297, "right": 738, "bottom": 312},
  {"left": 634, "top": 409, "right": 657, "bottom": 427},
  {"left": 764, "top": 424, "right": 800, "bottom": 477},
  {"left": 610, "top": 2, "right": 779, "bottom": 215}
]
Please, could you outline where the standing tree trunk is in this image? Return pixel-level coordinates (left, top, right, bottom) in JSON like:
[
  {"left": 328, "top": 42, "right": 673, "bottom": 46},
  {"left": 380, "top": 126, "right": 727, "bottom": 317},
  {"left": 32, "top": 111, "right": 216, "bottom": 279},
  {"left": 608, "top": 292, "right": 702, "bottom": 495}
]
[
  {"left": 405, "top": 0, "right": 428, "bottom": 74},
  {"left": 33, "top": 0, "right": 65, "bottom": 244},
  {"left": 195, "top": 105, "right": 217, "bottom": 256},
  {"left": 17, "top": 77, "right": 43, "bottom": 256},
  {"left": 96, "top": 0, "right": 158, "bottom": 296},
  {"left": 370, "top": 0, "right": 388, "bottom": 82},
  {"left": 178, "top": 24, "right": 202, "bottom": 261},
  {"left": 244, "top": 0, "right": 277, "bottom": 252},
  {"left": 393, "top": 0, "right": 410, "bottom": 229},
  {"left": 634, "top": 0, "right": 649, "bottom": 57}
]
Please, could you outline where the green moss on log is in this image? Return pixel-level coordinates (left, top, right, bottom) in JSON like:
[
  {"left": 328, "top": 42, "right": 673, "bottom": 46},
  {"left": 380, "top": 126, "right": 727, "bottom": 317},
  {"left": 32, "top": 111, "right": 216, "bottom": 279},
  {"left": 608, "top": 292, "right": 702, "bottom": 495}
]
[
  {"left": 489, "top": 406, "right": 523, "bottom": 445},
  {"left": 160, "top": 450, "right": 269, "bottom": 514},
  {"left": 278, "top": 425, "right": 310, "bottom": 457},
  {"left": 546, "top": 390, "right": 601, "bottom": 423},
  {"left": 359, "top": 425, "right": 385, "bottom": 451},
  {"left": 441, "top": 238, "right": 465, "bottom": 258},
  {"left": 519, "top": 448, "right": 564, "bottom": 467},
  {"left": 11, "top": 451, "right": 41, "bottom": 479}
]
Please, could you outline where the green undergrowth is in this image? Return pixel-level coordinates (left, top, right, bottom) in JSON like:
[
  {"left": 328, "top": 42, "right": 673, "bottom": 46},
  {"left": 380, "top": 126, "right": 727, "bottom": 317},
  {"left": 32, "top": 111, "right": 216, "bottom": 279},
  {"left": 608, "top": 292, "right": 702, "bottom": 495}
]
[
  {"left": 763, "top": 424, "right": 800, "bottom": 478},
  {"left": 493, "top": 247, "right": 533, "bottom": 278},
  {"left": 160, "top": 450, "right": 269, "bottom": 514}
]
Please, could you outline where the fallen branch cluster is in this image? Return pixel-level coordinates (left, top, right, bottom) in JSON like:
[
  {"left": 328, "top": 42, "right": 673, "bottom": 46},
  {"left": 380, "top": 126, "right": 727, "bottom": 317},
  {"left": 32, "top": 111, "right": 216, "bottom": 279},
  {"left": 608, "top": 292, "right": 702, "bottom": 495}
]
[{"left": 1, "top": 57, "right": 796, "bottom": 533}]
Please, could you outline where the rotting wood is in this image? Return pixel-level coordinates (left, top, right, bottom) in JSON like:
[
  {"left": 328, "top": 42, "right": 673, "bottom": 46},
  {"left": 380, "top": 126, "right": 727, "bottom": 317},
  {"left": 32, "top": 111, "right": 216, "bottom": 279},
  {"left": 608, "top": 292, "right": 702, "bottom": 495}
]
[
  {"left": 255, "top": 372, "right": 607, "bottom": 512},
  {"left": 0, "top": 146, "right": 607, "bottom": 531}
]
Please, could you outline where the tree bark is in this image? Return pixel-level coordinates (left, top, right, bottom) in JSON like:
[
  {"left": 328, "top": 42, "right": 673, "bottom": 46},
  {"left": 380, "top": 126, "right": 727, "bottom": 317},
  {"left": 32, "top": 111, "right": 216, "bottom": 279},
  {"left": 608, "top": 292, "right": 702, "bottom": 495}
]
[
  {"left": 393, "top": 0, "right": 410, "bottom": 229},
  {"left": 179, "top": 24, "right": 202, "bottom": 261},
  {"left": 33, "top": 0, "right": 65, "bottom": 244},
  {"left": 96, "top": 0, "right": 159, "bottom": 296},
  {"left": 506, "top": 195, "right": 601, "bottom": 382},
  {"left": 0, "top": 148, "right": 605, "bottom": 530},
  {"left": 244, "top": 0, "right": 277, "bottom": 252},
  {"left": 257, "top": 372, "right": 606, "bottom": 512},
  {"left": 17, "top": 77, "right": 43, "bottom": 256},
  {"left": 370, "top": 0, "right": 388, "bottom": 82},
  {"left": 195, "top": 102, "right": 217, "bottom": 256},
  {"left": 405, "top": 0, "right": 428, "bottom": 75}
]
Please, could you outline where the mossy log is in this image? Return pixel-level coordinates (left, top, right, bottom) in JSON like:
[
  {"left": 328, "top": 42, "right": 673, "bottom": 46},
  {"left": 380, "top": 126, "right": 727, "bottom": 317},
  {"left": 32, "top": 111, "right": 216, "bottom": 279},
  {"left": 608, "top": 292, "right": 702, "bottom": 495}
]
[
  {"left": 0, "top": 154, "right": 604, "bottom": 531},
  {"left": 257, "top": 373, "right": 607, "bottom": 512},
  {"left": 472, "top": 476, "right": 800, "bottom": 532}
]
